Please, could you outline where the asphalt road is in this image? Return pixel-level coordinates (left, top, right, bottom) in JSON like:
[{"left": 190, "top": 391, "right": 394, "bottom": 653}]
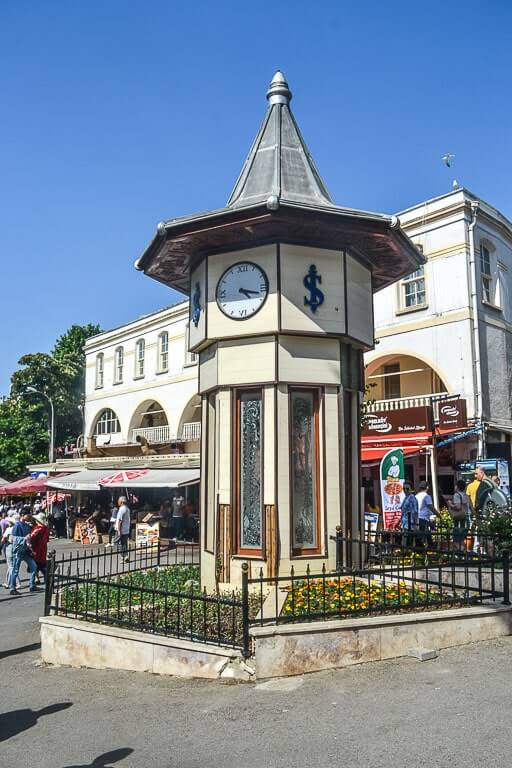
[{"left": 2, "top": 543, "right": 512, "bottom": 768}]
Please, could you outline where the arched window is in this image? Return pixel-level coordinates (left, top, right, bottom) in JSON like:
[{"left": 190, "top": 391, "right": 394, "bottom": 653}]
[
  {"left": 158, "top": 332, "right": 169, "bottom": 373},
  {"left": 95, "top": 353, "right": 104, "bottom": 389},
  {"left": 94, "top": 409, "right": 121, "bottom": 436},
  {"left": 114, "top": 346, "right": 124, "bottom": 383},
  {"left": 135, "top": 339, "right": 145, "bottom": 378}
]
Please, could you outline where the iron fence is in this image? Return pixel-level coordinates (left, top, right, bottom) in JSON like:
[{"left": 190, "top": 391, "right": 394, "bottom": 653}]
[
  {"left": 246, "top": 538, "right": 510, "bottom": 631},
  {"left": 44, "top": 542, "right": 248, "bottom": 654}
]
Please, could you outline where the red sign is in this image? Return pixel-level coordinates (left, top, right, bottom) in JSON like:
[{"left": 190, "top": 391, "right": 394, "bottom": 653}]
[{"left": 362, "top": 406, "right": 432, "bottom": 438}]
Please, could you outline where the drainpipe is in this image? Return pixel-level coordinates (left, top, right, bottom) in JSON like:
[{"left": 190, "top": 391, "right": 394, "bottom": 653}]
[{"left": 468, "top": 200, "right": 484, "bottom": 457}]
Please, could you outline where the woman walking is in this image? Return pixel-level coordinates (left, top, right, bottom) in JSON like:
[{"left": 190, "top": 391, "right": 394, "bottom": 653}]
[{"left": 31, "top": 512, "right": 50, "bottom": 582}]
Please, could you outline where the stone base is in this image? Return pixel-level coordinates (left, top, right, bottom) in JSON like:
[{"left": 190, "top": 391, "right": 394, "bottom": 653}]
[
  {"left": 40, "top": 616, "right": 253, "bottom": 681},
  {"left": 250, "top": 603, "right": 512, "bottom": 678}
]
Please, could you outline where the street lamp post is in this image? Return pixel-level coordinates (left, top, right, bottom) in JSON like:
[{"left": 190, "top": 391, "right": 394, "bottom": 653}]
[{"left": 23, "top": 387, "right": 55, "bottom": 464}]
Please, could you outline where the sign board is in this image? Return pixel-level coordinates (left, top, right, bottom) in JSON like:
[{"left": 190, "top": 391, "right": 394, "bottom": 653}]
[
  {"left": 362, "top": 406, "right": 432, "bottom": 437},
  {"left": 379, "top": 448, "right": 405, "bottom": 530},
  {"left": 136, "top": 522, "right": 160, "bottom": 548},
  {"left": 364, "top": 511, "right": 379, "bottom": 540},
  {"left": 438, "top": 398, "right": 467, "bottom": 431},
  {"left": 73, "top": 520, "right": 98, "bottom": 546},
  {"left": 497, "top": 460, "right": 510, "bottom": 497}
]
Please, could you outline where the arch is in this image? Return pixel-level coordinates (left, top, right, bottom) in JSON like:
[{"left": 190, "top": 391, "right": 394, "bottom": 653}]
[
  {"left": 364, "top": 350, "right": 450, "bottom": 403},
  {"left": 128, "top": 399, "right": 170, "bottom": 443},
  {"left": 177, "top": 394, "right": 201, "bottom": 440},
  {"left": 92, "top": 408, "right": 121, "bottom": 437}
]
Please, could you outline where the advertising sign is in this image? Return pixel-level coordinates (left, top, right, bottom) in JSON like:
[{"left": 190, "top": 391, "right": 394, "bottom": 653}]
[
  {"left": 437, "top": 398, "right": 467, "bottom": 431},
  {"left": 136, "top": 522, "right": 160, "bottom": 549},
  {"left": 379, "top": 448, "right": 405, "bottom": 530},
  {"left": 497, "top": 460, "right": 510, "bottom": 497},
  {"left": 362, "top": 406, "right": 431, "bottom": 438}
]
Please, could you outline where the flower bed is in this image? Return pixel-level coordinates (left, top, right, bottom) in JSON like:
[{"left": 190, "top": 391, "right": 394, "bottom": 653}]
[
  {"left": 58, "top": 565, "right": 259, "bottom": 648},
  {"left": 280, "top": 576, "right": 468, "bottom": 620}
]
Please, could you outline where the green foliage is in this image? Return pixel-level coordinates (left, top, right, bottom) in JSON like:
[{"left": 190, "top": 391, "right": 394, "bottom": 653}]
[
  {"left": 59, "top": 566, "right": 260, "bottom": 646},
  {"left": 479, "top": 500, "right": 512, "bottom": 553},
  {"left": 0, "top": 323, "right": 100, "bottom": 479}
]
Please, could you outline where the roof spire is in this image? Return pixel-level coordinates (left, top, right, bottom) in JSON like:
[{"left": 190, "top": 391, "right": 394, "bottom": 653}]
[
  {"left": 266, "top": 70, "right": 292, "bottom": 105},
  {"left": 227, "top": 71, "right": 332, "bottom": 209}
]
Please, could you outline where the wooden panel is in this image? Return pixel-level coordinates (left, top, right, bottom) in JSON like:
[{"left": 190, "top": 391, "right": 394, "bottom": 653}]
[
  {"left": 216, "top": 503, "right": 232, "bottom": 584},
  {"left": 264, "top": 504, "right": 279, "bottom": 578}
]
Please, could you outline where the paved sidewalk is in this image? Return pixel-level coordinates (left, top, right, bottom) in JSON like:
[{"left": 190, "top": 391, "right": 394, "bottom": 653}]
[{"left": 2, "top": 546, "right": 512, "bottom": 768}]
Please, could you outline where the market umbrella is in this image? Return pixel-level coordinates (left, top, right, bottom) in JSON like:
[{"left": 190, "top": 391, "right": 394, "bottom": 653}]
[{"left": 98, "top": 469, "right": 150, "bottom": 486}]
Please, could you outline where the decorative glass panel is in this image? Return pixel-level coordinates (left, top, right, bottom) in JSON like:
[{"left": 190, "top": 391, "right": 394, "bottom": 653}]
[
  {"left": 291, "top": 391, "right": 317, "bottom": 550},
  {"left": 239, "top": 391, "right": 262, "bottom": 549}
]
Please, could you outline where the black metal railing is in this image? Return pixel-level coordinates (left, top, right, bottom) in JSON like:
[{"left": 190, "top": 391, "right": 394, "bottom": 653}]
[
  {"left": 44, "top": 542, "right": 247, "bottom": 654},
  {"left": 247, "top": 537, "right": 510, "bottom": 631}
]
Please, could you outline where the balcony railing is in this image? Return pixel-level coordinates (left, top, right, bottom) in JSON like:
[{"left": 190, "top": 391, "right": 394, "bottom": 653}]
[
  {"left": 365, "top": 392, "right": 448, "bottom": 419},
  {"left": 180, "top": 422, "right": 201, "bottom": 441},
  {"left": 132, "top": 425, "right": 171, "bottom": 444},
  {"left": 131, "top": 422, "right": 201, "bottom": 444}
]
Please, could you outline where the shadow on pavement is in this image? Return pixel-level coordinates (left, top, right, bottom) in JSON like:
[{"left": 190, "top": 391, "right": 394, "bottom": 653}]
[
  {"left": 0, "top": 642, "right": 41, "bottom": 661},
  {"left": 63, "top": 748, "right": 134, "bottom": 767},
  {"left": 0, "top": 702, "right": 73, "bottom": 743}
]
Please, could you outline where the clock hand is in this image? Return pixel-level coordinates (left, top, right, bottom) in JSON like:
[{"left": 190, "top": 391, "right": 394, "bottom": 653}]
[{"left": 239, "top": 288, "right": 259, "bottom": 297}]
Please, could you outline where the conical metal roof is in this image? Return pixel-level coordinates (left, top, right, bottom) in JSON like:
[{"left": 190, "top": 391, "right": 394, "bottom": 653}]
[{"left": 227, "top": 71, "right": 333, "bottom": 209}]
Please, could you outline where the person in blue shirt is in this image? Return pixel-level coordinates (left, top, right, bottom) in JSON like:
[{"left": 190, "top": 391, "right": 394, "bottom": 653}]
[
  {"left": 400, "top": 483, "right": 419, "bottom": 547},
  {"left": 8, "top": 511, "right": 38, "bottom": 595}
]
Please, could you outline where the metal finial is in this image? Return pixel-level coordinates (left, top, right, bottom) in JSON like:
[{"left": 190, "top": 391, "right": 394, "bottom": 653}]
[{"left": 266, "top": 70, "right": 292, "bottom": 105}]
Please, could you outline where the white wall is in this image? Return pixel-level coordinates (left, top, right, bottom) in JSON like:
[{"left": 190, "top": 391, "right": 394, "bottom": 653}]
[{"left": 84, "top": 302, "right": 199, "bottom": 443}]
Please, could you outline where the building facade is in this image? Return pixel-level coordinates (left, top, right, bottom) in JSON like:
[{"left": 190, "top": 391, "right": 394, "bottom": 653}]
[
  {"left": 83, "top": 302, "right": 200, "bottom": 451},
  {"left": 364, "top": 187, "right": 512, "bottom": 497}
]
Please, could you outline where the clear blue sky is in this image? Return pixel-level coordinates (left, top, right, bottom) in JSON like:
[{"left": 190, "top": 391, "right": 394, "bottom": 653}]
[{"left": 2, "top": 0, "right": 511, "bottom": 395}]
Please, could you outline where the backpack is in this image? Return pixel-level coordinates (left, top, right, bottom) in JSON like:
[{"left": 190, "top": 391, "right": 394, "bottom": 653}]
[{"left": 451, "top": 491, "right": 469, "bottom": 521}]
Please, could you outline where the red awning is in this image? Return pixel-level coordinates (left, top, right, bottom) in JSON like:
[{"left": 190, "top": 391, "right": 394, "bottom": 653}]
[
  {"left": 361, "top": 431, "right": 431, "bottom": 463},
  {"left": 0, "top": 474, "right": 64, "bottom": 496}
]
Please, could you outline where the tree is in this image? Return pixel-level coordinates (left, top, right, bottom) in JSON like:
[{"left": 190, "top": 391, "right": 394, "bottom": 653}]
[{"left": 0, "top": 323, "right": 100, "bottom": 480}]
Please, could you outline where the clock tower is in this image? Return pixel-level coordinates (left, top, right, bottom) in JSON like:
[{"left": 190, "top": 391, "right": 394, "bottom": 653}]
[{"left": 137, "top": 72, "right": 422, "bottom": 589}]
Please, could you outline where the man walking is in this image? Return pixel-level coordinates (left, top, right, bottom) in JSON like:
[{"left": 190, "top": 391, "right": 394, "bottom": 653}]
[
  {"left": 400, "top": 483, "right": 418, "bottom": 547},
  {"left": 115, "top": 496, "right": 131, "bottom": 562},
  {"left": 415, "top": 481, "right": 437, "bottom": 548},
  {"left": 475, "top": 466, "right": 495, "bottom": 514},
  {"left": 8, "top": 511, "right": 38, "bottom": 595}
]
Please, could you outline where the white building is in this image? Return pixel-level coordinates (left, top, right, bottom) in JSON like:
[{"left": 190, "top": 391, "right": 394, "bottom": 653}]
[
  {"left": 83, "top": 301, "right": 200, "bottom": 450},
  {"left": 364, "top": 187, "right": 512, "bottom": 494}
]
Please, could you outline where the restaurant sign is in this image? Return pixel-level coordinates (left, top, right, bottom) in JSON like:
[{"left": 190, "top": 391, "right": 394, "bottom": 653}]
[
  {"left": 437, "top": 398, "right": 467, "bottom": 431},
  {"left": 362, "top": 406, "right": 432, "bottom": 437}
]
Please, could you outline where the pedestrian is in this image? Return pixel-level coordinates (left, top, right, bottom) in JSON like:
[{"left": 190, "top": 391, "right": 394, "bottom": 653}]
[
  {"left": 400, "top": 483, "right": 418, "bottom": 547},
  {"left": 466, "top": 471, "right": 481, "bottom": 511},
  {"left": 0, "top": 509, "right": 10, "bottom": 558},
  {"left": 52, "top": 503, "right": 67, "bottom": 538},
  {"left": 2, "top": 515, "right": 21, "bottom": 590},
  {"left": 415, "top": 481, "right": 438, "bottom": 548},
  {"left": 105, "top": 503, "right": 118, "bottom": 547},
  {"left": 449, "top": 480, "right": 472, "bottom": 551},
  {"left": 8, "top": 511, "right": 38, "bottom": 595},
  {"left": 115, "top": 496, "right": 131, "bottom": 562},
  {"left": 30, "top": 513, "right": 50, "bottom": 582},
  {"left": 475, "top": 466, "right": 496, "bottom": 514}
]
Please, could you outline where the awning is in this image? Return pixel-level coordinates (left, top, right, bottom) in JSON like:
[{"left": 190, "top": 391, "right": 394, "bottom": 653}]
[
  {"left": 361, "top": 444, "right": 427, "bottom": 463},
  {"left": 98, "top": 468, "right": 200, "bottom": 489},
  {"left": 361, "top": 432, "right": 431, "bottom": 463},
  {"left": 0, "top": 475, "right": 65, "bottom": 495},
  {"left": 46, "top": 469, "right": 109, "bottom": 492}
]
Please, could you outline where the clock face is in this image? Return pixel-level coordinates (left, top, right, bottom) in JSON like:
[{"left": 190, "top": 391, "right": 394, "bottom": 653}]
[{"left": 216, "top": 262, "right": 269, "bottom": 319}]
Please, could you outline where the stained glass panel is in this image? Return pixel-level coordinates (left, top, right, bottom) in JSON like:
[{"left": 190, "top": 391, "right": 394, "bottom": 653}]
[
  {"left": 291, "top": 391, "right": 317, "bottom": 550},
  {"left": 239, "top": 391, "right": 262, "bottom": 549}
]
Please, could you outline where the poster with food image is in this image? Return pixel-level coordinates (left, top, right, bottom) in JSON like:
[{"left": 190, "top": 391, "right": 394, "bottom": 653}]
[
  {"left": 380, "top": 448, "right": 405, "bottom": 530},
  {"left": 136, "top": 522, "right": 160, "bottom": 549}
]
